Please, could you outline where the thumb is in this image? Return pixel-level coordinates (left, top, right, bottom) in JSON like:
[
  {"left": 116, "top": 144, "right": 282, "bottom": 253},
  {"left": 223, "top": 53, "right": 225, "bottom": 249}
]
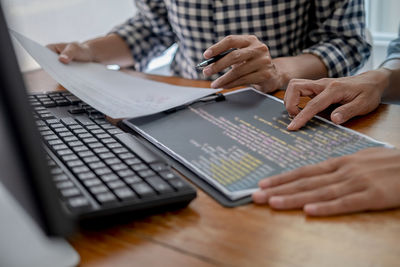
[
  {"left": 330, "top": 98, "right": 367, "bottom": 124},
  {"left": 58, "top": 43, "right": 80, "bottom": 64}
]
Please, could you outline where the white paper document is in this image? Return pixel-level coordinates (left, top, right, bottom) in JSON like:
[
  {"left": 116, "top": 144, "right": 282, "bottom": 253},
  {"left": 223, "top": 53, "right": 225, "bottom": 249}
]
[{"left": 12, "top": 30, "right": 221, "bottom": 119}]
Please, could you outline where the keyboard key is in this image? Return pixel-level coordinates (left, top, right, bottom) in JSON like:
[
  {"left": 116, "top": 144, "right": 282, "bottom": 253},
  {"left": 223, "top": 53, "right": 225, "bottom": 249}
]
[
  {"left": 73, "top": 166, "right": 90, "bottom": 173},
  {"left": 138, "top": 170, "right": 155, "bottom": 178},
  {"left": 110, "top": 163, "right": 128, "bottom": 172},
  {"left": 125, "top": 158, "right": 141, "bottom": 165},
  {"left": 146, "top": 177, "right": 174, "bottom": 194},
  {"left": 82, "top": 156, "right": 100, "bottom": 164},
  {"left": 91, "top": 129, "right": 106, "bottom": 135},
  {"left": 61, "top": 118, "right": 78, "bottom": 125},
  {"left": 89, "top": 185, "right": 109, "bottom": 194},
  {"left": 88, "top": 162, "right": 106, "bottom": 169},
  {"left": 106, "top": 142, "right": 123, "bottom": 149},
  {"left": 59, "top": 132, "right": 74, "bottom": 138},
  {"left": 64, "top": 136, "right": 79, "bottom": 142},
  {"left": 159, "top": 171, "right": 179, "bottom": 180},
  {"left": 56, "top": 181, "right": 74, "bottom": 189},
  {"left": 114, "top": 187, "right": 136, "bottom": 200},
  {"left": 168, "top": 178, "right": 192, "bottom": 191},
  {"left": 150, "top": 163, "right": 169, "bottom": 172},
  {"left": 68, "top": 197, "right": 91, "bottom": 211},
  {"left": 112, "top": 147, "right": 129, "bottom": 154},
  {"left": 78, "top": 151, "right": 95, "bottom": 158},
  {"left": 131, "top": 182, "right": 156, "bottom": 198},
  {"left": 131, "top": 163, "right": 148, "bottom": 172},
  {"left": 60, "top": 187, "right": 81, "bottom": 198},
  {"left": 53, "top": 174, "right": 69, "bottom": 182},
  {"left": 88, "top": 142, "right": 103, "bottom": 149},
  {"left": 82, "top": 137, "right": 97, "bottom": 144},
  {"left": 105, "top": 158, "right": 122, "bottom": 165},
  {"left": 83, "top": 178, "right": 102, "bottom": 187},
  {"left": 107, "top": 180, "right": 125, "bottom": 189},
  {"left": 119, "top": 152, "right": 135, "bottom": 160},
  {"left": 108, "top": 129, "right": 123, "bottom": 135},
  {"left": 93, "top": 147, "right": 109, "bottom": 154},
  {"left": 97, "top": 134, "right": 111, "bottom": 139},
  {"left": 43, "top": 135, "right": 58, "bottom": 141},
  {"left": 86, "top": 125, "right": 101, "bottom": 130},
  {"left": 98, "top": 152, "right": 114, "bottom": 160},
  {"left": 66, "top": 160, "right": 84, "bottom": 168},
  {"left": 72, "top": 146, "right": 89, "bottom": 153},
  {"left": 77, "top": 172, "right": 96, "bottom": 180},
  {"left": 53, "top": 144, "right": 68, "bottom": 151},
  {"left": 117, "top": 169, "right": 135, "bottom": 178},
  {"left": 56, "top": 149, "right": 73, "bottom": 156},
  {"left": 62, "top": 154, "right": 79, "bottom": 161},
  {"left": 100, "top": 173, "right": 119, "bottom": 182},
  {"left": 95, "top": 192, "right": 117, "bottom": 205},
  {"left": 48, "top": 139, "right": 64, "bottom": 146},
  {"left": 123, "top": 175, "right": 142, "bottom": 184},
  {"left": 94, "top": 167, "right": 112, "bottom": 176},
  {"left": 68, "top": 141, "right": 84, "bottom": 147}
]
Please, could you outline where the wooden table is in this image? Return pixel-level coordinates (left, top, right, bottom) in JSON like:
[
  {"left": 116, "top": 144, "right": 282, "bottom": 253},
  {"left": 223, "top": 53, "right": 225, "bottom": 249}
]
[{"left": 25, "top": 69, "right": 400, "bottom": 267}]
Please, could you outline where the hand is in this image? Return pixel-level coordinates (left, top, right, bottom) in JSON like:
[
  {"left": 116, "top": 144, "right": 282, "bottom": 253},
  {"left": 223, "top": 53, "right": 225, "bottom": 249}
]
[
  {"left": 202, "top": 35, "right": 285, "bottom": 93},
  {"left": 47, "top": 42, "right": 95, "bottom": 64},
  {"left": 285, "top": 69, "right": 391, "bottom": 131},
  {"left": 252, "top": 147, "right": 400, "bottom": 216}
]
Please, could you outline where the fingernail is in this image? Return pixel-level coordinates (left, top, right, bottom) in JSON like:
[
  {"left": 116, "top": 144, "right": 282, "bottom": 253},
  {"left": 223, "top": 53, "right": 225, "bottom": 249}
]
[
  {"left": 287, "top": 120, "right": 296, "bottom": 130},
  {"left": 59, "top": 54, "right": 69, "bottom": 60},
  {"left": 204, "top": 49, "right": 212, "bottom": 58},
  {"left": 269, "top": 196, "right": 284, "bottom": 208},
  {"left": 259, "top": 179, "right": 271, "bottom": 188},
  {"left": 304, "top": 204, "right": 317, "bottom": 215},
  {"left": 211, "top": 81, "right": 219, "bottom": 88},
  {"left": 252, "top": 191, "right": 268, "bottom": 202},
  {"left": 332, "top": 113, "right": 343, "bottom": 124},
  {"left": 203, "top": 67, "right": 212, "bottom": 76}
]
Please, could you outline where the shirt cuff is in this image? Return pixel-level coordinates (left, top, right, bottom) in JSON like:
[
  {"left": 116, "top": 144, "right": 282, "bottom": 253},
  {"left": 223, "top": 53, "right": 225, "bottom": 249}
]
[{"left": 302, "top": 43, "right": 349, "bottom": 78}]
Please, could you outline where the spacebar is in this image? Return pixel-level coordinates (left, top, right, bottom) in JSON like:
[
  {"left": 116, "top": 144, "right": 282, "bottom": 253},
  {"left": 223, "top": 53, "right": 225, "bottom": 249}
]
[{"left": 115, "top": 133, "right": 161, "bottom": 164}]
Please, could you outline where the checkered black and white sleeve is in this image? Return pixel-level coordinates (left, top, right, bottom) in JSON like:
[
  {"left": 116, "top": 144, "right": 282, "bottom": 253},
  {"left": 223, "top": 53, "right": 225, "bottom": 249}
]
[
  {"left": 302, "top": 0, "right": 371, "bottom": 77},
  {"left": 110, "top": 0, "right": 176, "bottom": 71}
]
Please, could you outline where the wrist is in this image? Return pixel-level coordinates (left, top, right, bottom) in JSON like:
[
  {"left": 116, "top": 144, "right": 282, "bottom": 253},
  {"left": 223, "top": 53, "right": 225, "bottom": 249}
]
[
  {"left": 369, "top": 68, "right": 392, "bottom": 95},
  {"left": 272, "top": 58, "right": 291, "bottom": 89}
]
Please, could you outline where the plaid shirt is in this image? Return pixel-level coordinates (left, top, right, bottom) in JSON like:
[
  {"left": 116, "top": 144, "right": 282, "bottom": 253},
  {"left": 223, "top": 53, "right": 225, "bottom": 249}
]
[{"left": 112, "top": 0, "right": 370, "bottom": 80}]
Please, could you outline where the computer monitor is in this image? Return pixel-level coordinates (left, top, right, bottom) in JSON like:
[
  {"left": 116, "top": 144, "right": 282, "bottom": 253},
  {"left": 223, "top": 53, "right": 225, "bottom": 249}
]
[{"left": 0, "top": 3, "right": 74, "bottom": 236}]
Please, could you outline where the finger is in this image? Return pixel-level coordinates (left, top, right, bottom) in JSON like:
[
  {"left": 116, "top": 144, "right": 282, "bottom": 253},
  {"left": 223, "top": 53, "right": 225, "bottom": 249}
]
[
  {"left": 204, "top": 35, "right": 254, "bottom": 58},
  {"left": 213, "top": 71, "right": 264, "bottom": 89},
  {"left": 46, "top": 43, "right": 67, "bottom": 54},
  {"left": 304, "top": 191, "right": 370, "bottom": 216},
  {"left": 58, "top": 43, "right": 82, "bottom": 64},
  {"left": 210, "top": 58, "right": 266, "bottom": 88},
  {"left": 268, "top": 179, "right": 366, "bottom": 210},
  {"left": 284, "top": 79, "right": 325, "bottom": 117},
  {"left": 258, "top": 157, "right": 342, "bottom": 189},
  {"left": 203, "top": 47, "right": 265, "bottom": 77},
  {"left": 287, "top": 89, "right": 337, "bottom": 131},
  {"left": 330, "top": 96, "right": 377, "bottom": 125},
  {"left": 258, "top": 171, "right": 347, "bottom": 200}
]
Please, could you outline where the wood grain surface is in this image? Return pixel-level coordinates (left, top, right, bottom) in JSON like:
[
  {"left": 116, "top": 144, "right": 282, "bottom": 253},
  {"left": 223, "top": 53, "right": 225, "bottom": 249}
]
[{"left": 24, "top": 69, "right": 400, "bottom": 267}]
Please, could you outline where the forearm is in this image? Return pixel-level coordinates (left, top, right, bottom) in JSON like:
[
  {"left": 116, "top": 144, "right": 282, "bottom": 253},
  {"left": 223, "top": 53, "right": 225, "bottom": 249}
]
[
  {"left": 273, "top": 54, "right": 328, "bottom": 88},
  {"left": 84, "top": 33, "right": 134, "bottom": 67}
]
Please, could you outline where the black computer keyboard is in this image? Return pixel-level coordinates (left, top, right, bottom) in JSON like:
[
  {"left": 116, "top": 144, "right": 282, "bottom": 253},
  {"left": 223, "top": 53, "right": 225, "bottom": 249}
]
[{"left": 29, "top": 91, "right": 196, "bottom": 220}]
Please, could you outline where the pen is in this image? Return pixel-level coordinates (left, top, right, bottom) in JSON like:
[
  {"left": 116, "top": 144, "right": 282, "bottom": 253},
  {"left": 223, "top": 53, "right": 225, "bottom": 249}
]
[
  {"left": 164, "top": 93, "right": 226, "bottom": 114},
  {"left": 196, "top": 48, "right": 237, "bottom": 69}
]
